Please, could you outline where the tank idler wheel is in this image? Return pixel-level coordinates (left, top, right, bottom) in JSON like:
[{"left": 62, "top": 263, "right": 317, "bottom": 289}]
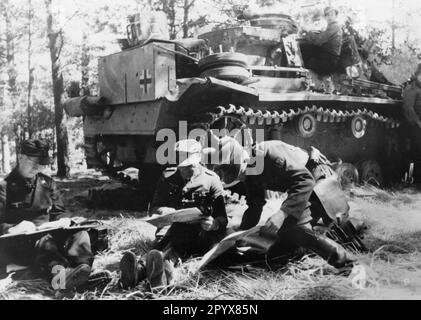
[
  {"left": 351, "top": 115, "right": 367, "bottom": 139},
  {"left": 335, "top": 163, "right": 359, "bottom": 189},
  {"left": 295, "top": 113, "right": 317, "bottom": 138},
  {"left": 358, "top": 160, "right": 384, "bottom": 186}
]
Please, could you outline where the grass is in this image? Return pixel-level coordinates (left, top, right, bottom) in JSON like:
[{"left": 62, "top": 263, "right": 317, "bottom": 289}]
[{"left": 1, "top": 174, "right": 421, "bottom": 300}]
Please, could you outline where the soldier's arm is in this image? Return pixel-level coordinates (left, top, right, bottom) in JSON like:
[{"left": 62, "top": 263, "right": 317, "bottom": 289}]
[
  {"left": 402, "top": 87, "right": 421, "bottom": 125},
  {"left": 0, "top": 181, "right": 14, "bottom": 235},
  {"left": 280, "top": 161, "right": 315, "bottom": 221},
  {"left": 239, "top": 180, "right": 266, "bottom": 230},
  {"left": 209, "top": 177, "right": 228, "bottom": 231},
  {"left": 306, "top": 24, "right": 338, "bottom": 46},
  {"left": 47, "top": 179, "right": 66, "bottom": 222},
  {"left": 149, "top": 175, "right": 176, "bottom": 215}
]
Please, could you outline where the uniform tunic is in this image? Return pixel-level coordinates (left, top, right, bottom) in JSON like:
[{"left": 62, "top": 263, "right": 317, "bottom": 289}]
[
  {"left": 240, "top": 141, "right": 315, "bottom": 230},
  {"left": 0, "top": 169, "right": 65, "bottom": 234},
  {"left": 301, "top": 21, "right": 343, "bottom": 75},
  {"left": 150, "top": 165, "right": 227, "bottom": 258},
  {"left": 0, "top": 169, "right": 93, "bottom": 272},
  {"left": 305, "top": 21, "right": 343, "bottom": 57}
]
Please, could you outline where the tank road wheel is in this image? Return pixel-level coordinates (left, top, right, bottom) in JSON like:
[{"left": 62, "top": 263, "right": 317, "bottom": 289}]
[
  {"left": 358, "top": 160, "right": 384, "bottom": 186},
  {"left": 350, "top": 115, "right": 367, "bottom": 139},
  {"left": 295, "top": 113, "right": 317, "bottom": 138},
  {"left": 335, "top": 163, "right": 359, "bottom": 189}
]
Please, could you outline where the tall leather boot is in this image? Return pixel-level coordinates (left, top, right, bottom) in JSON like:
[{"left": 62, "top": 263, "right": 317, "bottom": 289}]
[{"left": 307, "top": 234, "right": 355, "bottom": 268}]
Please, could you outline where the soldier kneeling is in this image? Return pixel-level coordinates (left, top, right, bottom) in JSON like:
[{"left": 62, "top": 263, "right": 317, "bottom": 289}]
[{"left": 119, "top": 139, "right": 227, "bottom": 289}]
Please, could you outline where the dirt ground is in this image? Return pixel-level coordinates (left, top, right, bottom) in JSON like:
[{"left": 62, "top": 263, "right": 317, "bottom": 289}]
[{"left": 1, "top": 169, "right": 421, "bottom": 300}]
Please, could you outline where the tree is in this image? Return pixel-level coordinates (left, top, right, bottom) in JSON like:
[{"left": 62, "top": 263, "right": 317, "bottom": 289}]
[{"left": 45, "top": 0, "right": 69, "bottom": 178}]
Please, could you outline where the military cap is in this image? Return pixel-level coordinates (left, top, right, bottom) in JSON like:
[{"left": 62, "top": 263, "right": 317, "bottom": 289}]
[
  {"left": 203, "top": 136, "right": 250, "bottom": 186},
  {"left": 174, "top": 139, "right": 202, "bottom": 167},
  {"left": 324, "top": 6, "right": 339, "bottom": 16},
  {"left": 19, "top": 139, "right": 50, "bottom": 165}
]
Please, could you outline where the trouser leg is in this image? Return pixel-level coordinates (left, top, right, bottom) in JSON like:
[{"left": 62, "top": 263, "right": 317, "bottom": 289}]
[
  {"left": 64, "top": 231, "right": 94, "bottom": 268},
  {"left": 269, "top": 217, "right": 353, "bottom": 268},
  {"left": 34, "top": 234, "right": 69, "bottom": 275}
]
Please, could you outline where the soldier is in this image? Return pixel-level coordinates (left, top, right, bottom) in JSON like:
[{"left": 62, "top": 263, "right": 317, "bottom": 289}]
[
  {"left": 0, "top": 139, "right": 96, "bottom": 290},
  {"left": 300, "top": 6, "right": 343, "bottom": 93},
  {"left": 207, "top": 136, "right": 354, "bottom": 269},
  {"left": 402, "top": 64, "right": 421, "bottom": 182},
  {"left": 119, "top": 139, "right": 227, "bottom": 289}
]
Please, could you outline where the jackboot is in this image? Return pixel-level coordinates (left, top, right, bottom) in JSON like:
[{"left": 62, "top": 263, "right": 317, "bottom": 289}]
[{"left": 308, "top": 234, "right": 355, "bottom": 268}]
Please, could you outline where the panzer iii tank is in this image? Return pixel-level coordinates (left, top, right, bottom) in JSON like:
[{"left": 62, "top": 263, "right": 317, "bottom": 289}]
[{"left": 64, "top": 12, "right": 406, "bottom": 205}]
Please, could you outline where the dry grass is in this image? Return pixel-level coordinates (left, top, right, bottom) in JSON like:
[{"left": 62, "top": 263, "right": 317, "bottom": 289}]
[{"left": 2, "top": 174, "right": 421, "bottom": 300}]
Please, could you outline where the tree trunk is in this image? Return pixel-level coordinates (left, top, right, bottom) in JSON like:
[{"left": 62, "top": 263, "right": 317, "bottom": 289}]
[
  {"left": 182, "top": 0, "right": 194, "bottom": 38},
  {"left": 162, "top": 0, "right": 177, "bottom": 39},
  {"left": 45, "top": 0, "right": 69, "bottom": 178},
  {"left": 1, "top": 133, "right": 11, "bottom": 173},
  {"left": 4, "top": 0, "right": 18, "bottom": 109},
  {"left": 81, "top": 32, "right": 90, "bottom": 96},
  {"left": 27, "top": 0, "right": 34, "bottom": 138}
]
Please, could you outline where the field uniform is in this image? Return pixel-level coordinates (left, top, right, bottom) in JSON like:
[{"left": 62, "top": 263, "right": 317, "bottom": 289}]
[
  {"left": 302, "top": 18, "right": 343, "bottom": 75},
  {"left": 235, "top": 140, "right": 352, "bottom": 268},
  {"left": 151, "top": 165, "right": 227, "bottom": 258},
  {"left": 0, "top": 144, "right": 93, "bottom": 279}
]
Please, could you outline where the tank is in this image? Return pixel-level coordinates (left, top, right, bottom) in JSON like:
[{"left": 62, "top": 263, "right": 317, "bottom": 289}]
[{"left": 64, "top": 12, "right": 407, "bottom": 204}]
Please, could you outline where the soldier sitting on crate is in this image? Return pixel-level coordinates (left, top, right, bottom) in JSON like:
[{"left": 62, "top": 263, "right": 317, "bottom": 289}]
[
  {"left": 119, "top": 139, "right": 228, "bottom": 289},
  {"left": 0, "top": 139, "right": 109, "bottom": 291},
  {"left": 204, "top": 135, "right": 356, "bottom": 269},
  {"left": 299, "top": 7, "right": 343, "bottom": 93}
]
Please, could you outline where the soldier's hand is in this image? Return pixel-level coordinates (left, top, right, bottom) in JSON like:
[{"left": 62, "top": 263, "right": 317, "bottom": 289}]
[
  {"left": 201, "top": 216, "right": 218, "bottom": 231},
  {"left": 8, "top": 220, "right": 37, "bottom": 235},
  {"left": 309, "top": 146, "right": 332, "bottom": 166},
  {"left": 261, "top": 210, "right": 287, "bottom": 236}
]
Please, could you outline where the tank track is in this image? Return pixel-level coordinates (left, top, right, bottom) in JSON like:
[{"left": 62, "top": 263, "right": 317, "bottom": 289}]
[
  {"left": 82, "top": 136, "right": 140, "bottom": 186},
  {"left": 191, "top": 104, "right": 401, "bottom": 129}
]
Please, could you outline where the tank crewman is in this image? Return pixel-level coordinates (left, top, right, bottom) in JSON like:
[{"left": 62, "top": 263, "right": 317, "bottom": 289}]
[
  {"left": 119, "top": 139, "right": 228, "bottom": 289},
  {"left": 207, "top": 137, "right": 354, "bottom": 269},
  {"left": 0, "top": 139, "right": 95, "bottom": 290},
  {"left": 300, "top": 6, "right": 343, "bottom": 75},
  {"left": 402, "top": 64, "right": 421, "bottom": 181}
]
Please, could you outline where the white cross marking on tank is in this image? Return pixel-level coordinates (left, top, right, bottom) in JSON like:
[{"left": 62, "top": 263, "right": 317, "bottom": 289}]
[{"left": 139, "top": 69, "right": 152, "bottom": 95}]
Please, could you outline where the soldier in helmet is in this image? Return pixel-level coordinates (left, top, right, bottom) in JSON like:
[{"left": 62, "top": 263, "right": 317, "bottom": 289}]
[
  {"left": 402, "top": 63, "right": 421, "bottom": 182},
  {"left": 119, "top": 139, "right": 227, "bottom": 289},
  {"left": 0, "top": 139, "right": 98, "bottom": 290},
  {"left": 206, "top": 136, "right": 355, "bottom": 269}
]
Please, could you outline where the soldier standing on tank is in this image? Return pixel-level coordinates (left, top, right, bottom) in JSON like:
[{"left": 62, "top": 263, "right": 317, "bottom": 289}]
[
  {"left": 0, "top": 139, "right": 98, "bottom": 290},
  {"left": 402, "top": 64, "right": 421, "bottom": 182},
  {"left": 300, "top": 6, "right": 343, "bottom": 93},
  {"left": 119, "top": 139, "right": 228, "bottom": 289},
  {"left": 206, "top": 136, "right": 355, "bottom": 269}
]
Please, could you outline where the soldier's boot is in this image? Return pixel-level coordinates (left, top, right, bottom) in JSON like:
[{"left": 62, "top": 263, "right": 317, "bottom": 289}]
[
  {"left": 145, "top": 249, "right": 173, "bottom": 289},
  {"left": 309, "top": 235, "right": 356, "bottom": 269},
  {"left": 80, "top": 269, "right": 113, "bottom": 292},
  {"left": 56, "top": 264, "right": 91, "bottom": 291},
  {"left": 119, "top": 251, "right": 146, "bottom": 289}
]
